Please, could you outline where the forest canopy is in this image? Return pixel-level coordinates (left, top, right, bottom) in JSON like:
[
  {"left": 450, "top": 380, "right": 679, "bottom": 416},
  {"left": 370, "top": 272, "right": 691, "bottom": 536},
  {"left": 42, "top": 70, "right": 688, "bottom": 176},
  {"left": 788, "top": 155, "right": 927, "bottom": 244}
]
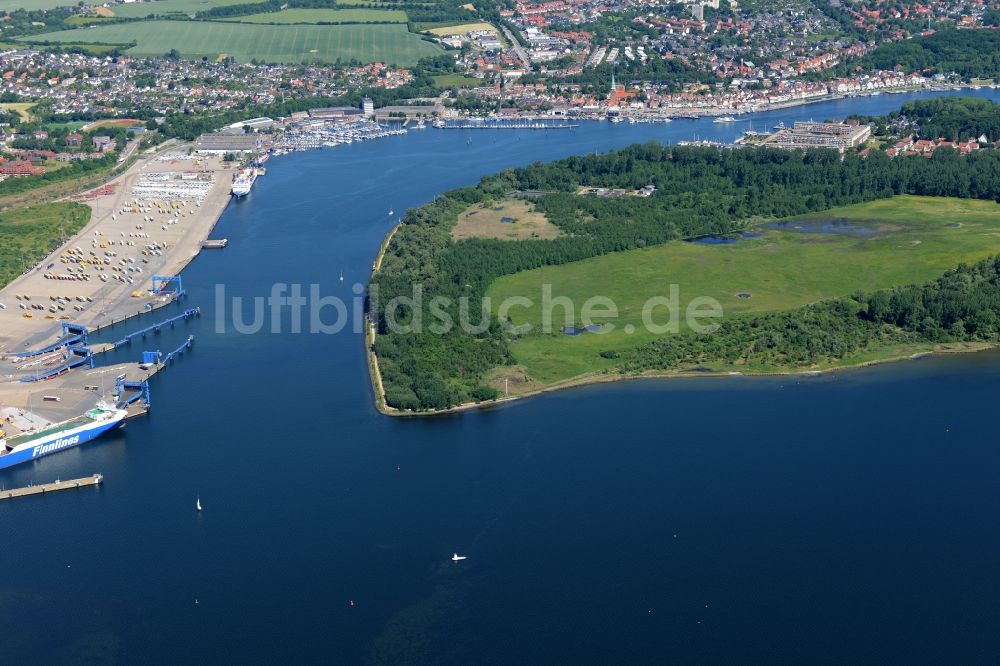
[{"left": 850, "top": 29, "right": 1000, "bottom": 80}]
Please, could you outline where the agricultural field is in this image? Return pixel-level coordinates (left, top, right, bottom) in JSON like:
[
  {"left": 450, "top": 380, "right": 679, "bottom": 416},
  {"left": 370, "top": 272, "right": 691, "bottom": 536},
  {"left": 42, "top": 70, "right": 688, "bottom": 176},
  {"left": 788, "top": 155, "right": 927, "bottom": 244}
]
[
  {"left": 110, "top": 0, "right": 253, "bottom": 18},
  {"left": 58, "top": 43, "right": 122, "bottom": 55},
  {"left": 0, "top": 203, "right": 91, "bottom": 289},
  {"left": 64, "top": 15, "right": 117, "bottom": 25},
  {"left": 24, "top": 21, "right": 442, "bottom": 65},
  {"left": 486, "top": 196, "right": 1000, "bottom": 384},
  {"left": 10, "top": 39, "right": 123, "bottom": 55},
  {"left": 221, "top": 8, "right": 408, "bottom": 23},
  {"left": 330, "top": 0, "right": 419, "bottom": 4}
]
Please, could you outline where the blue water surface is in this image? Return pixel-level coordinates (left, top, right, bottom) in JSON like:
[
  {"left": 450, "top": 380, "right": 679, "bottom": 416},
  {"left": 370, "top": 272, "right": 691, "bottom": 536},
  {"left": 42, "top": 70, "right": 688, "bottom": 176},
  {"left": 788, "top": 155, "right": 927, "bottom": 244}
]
[{"left": 3, "top": 88, "right": 1000, "bottom": 664}]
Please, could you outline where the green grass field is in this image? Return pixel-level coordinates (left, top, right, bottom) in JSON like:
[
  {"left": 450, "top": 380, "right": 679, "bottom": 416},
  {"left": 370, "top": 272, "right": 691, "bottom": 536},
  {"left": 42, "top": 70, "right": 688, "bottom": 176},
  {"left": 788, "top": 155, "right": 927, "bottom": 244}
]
[
  {"left": 4, "top": 37, "right": 128, "bottom": 56},
  {"left": 486, "top": 196, "right": 1000, "bottom": 384},
  {"left": 432, "top": 73, "right": 481, "bottom": 88},
  {"left": 64, "top": 15, "right": 117, "bottom": 25},
  {"left": 222, "top": 8, "right": 408, "bottom": 23},
  {"left": 0, "top": 203, "right": 91, "bottom": 289},
  {"left": 47, "top": 120, "right": 89, "bottom": 130},
  {"left": 111, "top": 0, "right": 419, "bottom": 16},
  {"left": 25, "top": 21, "right": 442, "bottom": 65},
  {"left": 111, "top": 0, "right": 254, "bottom": 18}
]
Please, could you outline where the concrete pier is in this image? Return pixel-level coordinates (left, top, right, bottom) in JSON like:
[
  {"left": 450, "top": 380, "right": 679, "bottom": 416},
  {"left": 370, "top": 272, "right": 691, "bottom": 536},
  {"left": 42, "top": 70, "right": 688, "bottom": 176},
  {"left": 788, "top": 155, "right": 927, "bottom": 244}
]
[{"left": 0, "top": 474, "right": 103, "bottom": 501}]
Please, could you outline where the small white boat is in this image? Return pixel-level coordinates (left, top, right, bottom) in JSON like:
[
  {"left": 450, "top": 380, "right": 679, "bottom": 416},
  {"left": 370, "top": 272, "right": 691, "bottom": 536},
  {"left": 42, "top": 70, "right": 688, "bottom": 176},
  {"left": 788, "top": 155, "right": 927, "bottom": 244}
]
[
  {"left": 196, "top": 496, "right": 202, "bottom": 511},
  {"left": 713, "top": 116, "right": 736, "bottom": 124},
  {"left": 339, "top": 271, "right": 344, "bottom": 282},
  {"left": 451, "top": 553, "right": 466, "bottom": 562}
]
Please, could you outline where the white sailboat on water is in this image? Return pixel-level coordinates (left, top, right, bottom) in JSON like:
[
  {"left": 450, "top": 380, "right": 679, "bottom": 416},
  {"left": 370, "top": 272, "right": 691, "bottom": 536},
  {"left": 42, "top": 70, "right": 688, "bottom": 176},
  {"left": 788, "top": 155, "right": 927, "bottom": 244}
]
[
  {"left": 451, "top": 553, "right": 466, "bottom": 562},
  {"left": 196, "top": 496, "right": 202, "bottom": 511}
]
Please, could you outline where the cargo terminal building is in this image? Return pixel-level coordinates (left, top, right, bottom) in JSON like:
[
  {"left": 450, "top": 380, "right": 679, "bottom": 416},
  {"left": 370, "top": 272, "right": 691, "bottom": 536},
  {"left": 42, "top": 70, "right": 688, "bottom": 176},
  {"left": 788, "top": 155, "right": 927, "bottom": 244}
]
[{"left": 767, "top": 121, "right": 872, "bottom": 153}]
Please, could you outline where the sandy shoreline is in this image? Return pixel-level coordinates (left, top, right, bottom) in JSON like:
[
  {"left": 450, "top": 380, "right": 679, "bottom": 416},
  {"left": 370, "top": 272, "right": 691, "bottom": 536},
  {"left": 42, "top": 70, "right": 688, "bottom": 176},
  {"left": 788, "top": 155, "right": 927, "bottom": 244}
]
[
  {"left": 369, "top": 340, "right": 997, "bottom": 418},
  {"left": 365, "top": 221, "right": 401, "bottom": 416}
]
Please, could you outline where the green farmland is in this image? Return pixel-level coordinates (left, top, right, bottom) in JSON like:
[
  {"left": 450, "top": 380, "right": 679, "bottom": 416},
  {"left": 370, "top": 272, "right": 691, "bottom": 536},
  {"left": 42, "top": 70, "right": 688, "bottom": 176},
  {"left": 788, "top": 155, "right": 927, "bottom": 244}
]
[
  {"left": 63, "top": 15, "right": 117, "bottom": 26},
  {"left": 24, "top": 21, "right": 442, "bottom": 65},
  {"left": 110, "top": 0, "right": 256, "bottom": 18},
  {"left": 111, "top": 0, "right": 418, "bottom": 17},
  {"left": 486, "top": 196, "right": 1000, "bottom": 384},
  {"left": 222, "top": 8, "right": 409, "bottom": 23}
]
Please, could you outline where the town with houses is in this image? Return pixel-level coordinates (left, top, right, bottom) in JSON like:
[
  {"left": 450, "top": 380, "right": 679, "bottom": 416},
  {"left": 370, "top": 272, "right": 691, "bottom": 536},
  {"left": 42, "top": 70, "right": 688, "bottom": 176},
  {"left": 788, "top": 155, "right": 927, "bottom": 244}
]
[{"left": 0, "top": 0, "right": 997, "bottom": 187}]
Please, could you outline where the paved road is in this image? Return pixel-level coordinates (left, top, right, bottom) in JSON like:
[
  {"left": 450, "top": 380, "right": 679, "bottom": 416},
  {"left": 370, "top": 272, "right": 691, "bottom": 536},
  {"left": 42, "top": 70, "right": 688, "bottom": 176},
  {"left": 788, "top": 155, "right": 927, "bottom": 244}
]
[
  {"left": 500, "top": 25, "right": 530, "bottom": 69},
  {"left": 118, "top": 137, "right": 141, "bottom": 164}
]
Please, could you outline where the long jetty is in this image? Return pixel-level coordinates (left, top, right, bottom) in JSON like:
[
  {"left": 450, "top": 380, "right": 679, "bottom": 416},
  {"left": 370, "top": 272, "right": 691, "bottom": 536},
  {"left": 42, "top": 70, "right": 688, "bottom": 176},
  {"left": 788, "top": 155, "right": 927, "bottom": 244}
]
[
  {"left": 112, "top": 307, "right": 201, "bottom": 348},
  {"left": 439, "top": 122, "right": 579, "bottom": 130},
  {"left": 89, "top": 295, "right": 184, "bottom": 336},
  {"left": 1, "top": 474, "right": 103, "bottom": 501}
]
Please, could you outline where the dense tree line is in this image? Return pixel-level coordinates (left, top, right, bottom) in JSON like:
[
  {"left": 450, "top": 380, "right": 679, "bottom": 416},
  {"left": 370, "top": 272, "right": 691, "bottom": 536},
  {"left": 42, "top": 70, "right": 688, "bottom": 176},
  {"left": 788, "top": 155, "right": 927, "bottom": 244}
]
[
  {"left": 11, "top": 124, "right": 129, "bottom": 154},
  {"left": 845, "top": 29, "right": 1000, "bottom": 80},
  {"left": 0, "top": 6, "right": 77, "bottom": 38},
  {"left": 893, "top": 97, "right": 1000, "bottom": 141},
  {"left": 0, "top": 151, "right": 118, "bottom": 197},
  {"left": 370, "top": 141, "right": 1000, "bottom": 411},
  {"left": 851, "top": 96, "right": 1000, "bottom": 141}
]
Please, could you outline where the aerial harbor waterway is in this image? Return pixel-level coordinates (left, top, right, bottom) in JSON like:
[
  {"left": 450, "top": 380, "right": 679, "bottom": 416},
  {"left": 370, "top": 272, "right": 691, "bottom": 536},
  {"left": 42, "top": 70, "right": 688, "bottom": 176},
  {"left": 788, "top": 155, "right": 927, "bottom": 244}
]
[{"left": 3, "top": 88, "right": 1000, "bottom": 663}]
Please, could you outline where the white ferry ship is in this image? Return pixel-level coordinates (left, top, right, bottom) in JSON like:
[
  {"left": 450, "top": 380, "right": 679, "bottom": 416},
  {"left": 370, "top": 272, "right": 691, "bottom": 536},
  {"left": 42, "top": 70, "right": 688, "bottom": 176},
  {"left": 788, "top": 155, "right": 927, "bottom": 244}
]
[
  {"left": 231, "top": 168, "right": 258, "bottom": 197},
  {"left": 0, "top": 402, "right": 127, "bottom": 469}
]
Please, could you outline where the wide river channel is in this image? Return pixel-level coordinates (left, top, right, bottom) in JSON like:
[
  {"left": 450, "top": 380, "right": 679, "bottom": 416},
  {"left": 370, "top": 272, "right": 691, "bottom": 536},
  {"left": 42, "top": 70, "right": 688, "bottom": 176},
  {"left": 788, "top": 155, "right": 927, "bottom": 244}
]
[{"left": 3, "top": 89, "right": 1000, "bottom": 663}]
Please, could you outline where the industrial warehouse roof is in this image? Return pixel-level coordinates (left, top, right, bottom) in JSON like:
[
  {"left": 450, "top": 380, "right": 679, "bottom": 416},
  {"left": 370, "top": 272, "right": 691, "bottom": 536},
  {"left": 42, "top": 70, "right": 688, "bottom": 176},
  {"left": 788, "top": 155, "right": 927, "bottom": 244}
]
[{"left": 193, "top": 133, "right": 260, "bottom": 153}]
